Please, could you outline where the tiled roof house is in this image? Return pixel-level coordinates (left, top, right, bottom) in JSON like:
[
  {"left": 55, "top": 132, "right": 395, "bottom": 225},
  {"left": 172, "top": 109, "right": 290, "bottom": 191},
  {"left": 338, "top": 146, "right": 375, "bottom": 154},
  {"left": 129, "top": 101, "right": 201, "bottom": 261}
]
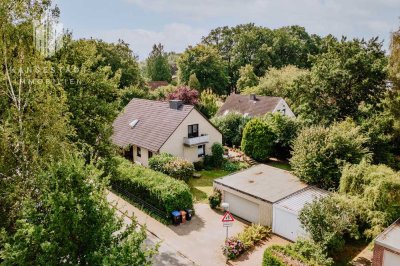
[{"left": 112, "top": 98, "right": 222, "bottom": 166}]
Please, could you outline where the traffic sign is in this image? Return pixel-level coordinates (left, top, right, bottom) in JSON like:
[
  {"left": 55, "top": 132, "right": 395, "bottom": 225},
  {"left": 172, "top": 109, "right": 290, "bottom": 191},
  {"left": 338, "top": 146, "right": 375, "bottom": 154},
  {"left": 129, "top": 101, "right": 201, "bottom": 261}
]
[
  {"left": 223, "top": 222, "right": 233, "bottom": 227},
  {"left": 222, "top": 211, "right": 235, "bottom": 222}
]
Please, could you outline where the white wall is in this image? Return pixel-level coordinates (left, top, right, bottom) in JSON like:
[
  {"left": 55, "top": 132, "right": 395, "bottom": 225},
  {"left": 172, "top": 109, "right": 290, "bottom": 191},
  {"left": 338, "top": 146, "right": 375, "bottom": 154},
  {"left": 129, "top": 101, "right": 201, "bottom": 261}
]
[
  {"left": 160, "top": 109, "right": 222, "bottom": 163},
  {"left": 132, "top": 145, "right": 151, "bottom": 167},
  {"left": 272, "top": 205, "right": 308, "bottom": 242},
  {"left": 214, "top": 182, "right": 273, "bottom": 226},
  {"left": 273, "top": 99, "right": 295, "bottom": 118}
]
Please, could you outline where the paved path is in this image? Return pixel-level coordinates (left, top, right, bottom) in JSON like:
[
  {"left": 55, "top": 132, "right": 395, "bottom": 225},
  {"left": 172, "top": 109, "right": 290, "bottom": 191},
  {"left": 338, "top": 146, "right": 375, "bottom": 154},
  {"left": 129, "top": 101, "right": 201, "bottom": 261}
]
[
  {"left": 107, "top": 191, "right": 288, "bottom": 266},
  {"left": 109, "top": 193, "right": 195, "bottom": 266}
]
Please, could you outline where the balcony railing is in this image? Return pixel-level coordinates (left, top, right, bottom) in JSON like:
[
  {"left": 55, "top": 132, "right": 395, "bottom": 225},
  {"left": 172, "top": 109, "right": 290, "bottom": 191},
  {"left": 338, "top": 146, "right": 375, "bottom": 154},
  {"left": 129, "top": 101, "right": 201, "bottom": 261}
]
[{"left": 183, "top": 134, "right": 209, "bottom": 146}]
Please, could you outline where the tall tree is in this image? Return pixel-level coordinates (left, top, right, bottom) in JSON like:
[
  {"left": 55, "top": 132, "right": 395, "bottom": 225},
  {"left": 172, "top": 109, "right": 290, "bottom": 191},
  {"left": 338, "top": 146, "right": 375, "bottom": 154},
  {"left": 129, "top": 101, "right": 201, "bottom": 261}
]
[
  {"left": 386, "top": 26, "right": 400, "bottom": 149},
  {"left": 236, "top": 64, "right": 259, "bottom": 92},
  {"left": 202, "top": 24, "right": 323, "bottom": 91},
  {"left": 291, "top": 37, "right": 387, "bottom": 124},
  {"left": 53, "top": 39, "right": 120, "bottom": 162},
  {"left": 243, "top": 65, "right": 309, "bottom": 104},
  {"left": 96, "top": 39, "right": 144, "bottom": 89},
  {"left": 177, "top": 44, "right": 228, "bottom": 95},
  {"left": 0, "top": 0, "right": 71, "bottom": 230},
  {"left": 1, "top": 154, "right": 157, "bottom": 265},
  {"left": 146, "top": 43, "right": 172, "bottom": 82}
]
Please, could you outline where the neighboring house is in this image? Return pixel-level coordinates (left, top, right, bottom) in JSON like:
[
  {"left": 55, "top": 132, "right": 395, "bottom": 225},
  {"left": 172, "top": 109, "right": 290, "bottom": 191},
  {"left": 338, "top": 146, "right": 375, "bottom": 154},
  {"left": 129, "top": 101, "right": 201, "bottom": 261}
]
[
  {"left": 147, "top": 81, "right": 169, "bottom": 90},
  {"left": 213, "top": 164, "right": 327, "bottom": 241},
  {"left": 373, "top": 218, "right": 400, "bottom": 266},
  {"left": 112, "top": 98, "right": 222, "bottom": 166},
  {"left": 216, "top": 94, "right": 295, "bottom": 117}
]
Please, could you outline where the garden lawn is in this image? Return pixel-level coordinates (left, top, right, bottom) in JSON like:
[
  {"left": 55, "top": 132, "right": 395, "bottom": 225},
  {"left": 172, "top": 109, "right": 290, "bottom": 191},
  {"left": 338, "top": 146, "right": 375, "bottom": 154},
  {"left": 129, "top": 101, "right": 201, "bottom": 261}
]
[
  {"left": 266, "top": 160, "right": 292, "bottom": 171},
  {"left": 188, "top": 169, "right": 230, "bottom": 203}
]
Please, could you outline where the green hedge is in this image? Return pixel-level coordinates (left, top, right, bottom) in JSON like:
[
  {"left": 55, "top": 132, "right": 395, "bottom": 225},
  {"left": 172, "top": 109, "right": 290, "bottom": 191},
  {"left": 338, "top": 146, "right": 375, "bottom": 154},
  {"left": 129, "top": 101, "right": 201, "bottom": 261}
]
[
  {"left": 111, "top": 157, "right": 193, "bottom": 214},
  {"left": 262, "top": 248, "right": 286, "bottom": 266},
  {"left": 148, "top": 153, "right": 195, "bottom": 181},
  {"left": 263, "top": 244, "right": 333, "bottom": 266},
  {"left": 263, "top": 245, "right": 309, "bottom": 266}
]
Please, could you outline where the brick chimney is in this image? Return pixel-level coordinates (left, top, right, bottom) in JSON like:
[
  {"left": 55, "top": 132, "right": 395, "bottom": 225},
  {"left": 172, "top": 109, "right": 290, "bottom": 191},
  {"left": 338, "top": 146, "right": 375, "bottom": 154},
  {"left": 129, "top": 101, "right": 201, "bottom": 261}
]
[{"left": 169, "top": 100, "right": 183, "bottom": 110}]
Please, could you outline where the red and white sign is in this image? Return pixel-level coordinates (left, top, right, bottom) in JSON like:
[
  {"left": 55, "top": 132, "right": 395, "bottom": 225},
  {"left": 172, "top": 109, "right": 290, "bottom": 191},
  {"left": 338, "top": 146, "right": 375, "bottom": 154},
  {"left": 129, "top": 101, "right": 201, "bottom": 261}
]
[{"left": 222, "top": 211, "right": 235, "bottom": 222}]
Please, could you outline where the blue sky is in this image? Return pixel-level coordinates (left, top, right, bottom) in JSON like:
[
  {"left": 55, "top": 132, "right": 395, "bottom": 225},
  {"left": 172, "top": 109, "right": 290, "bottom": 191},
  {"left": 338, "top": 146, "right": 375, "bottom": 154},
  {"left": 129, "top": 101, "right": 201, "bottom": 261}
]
[{"left": 55, "top": 0, "right": 400, "bottom": 60}]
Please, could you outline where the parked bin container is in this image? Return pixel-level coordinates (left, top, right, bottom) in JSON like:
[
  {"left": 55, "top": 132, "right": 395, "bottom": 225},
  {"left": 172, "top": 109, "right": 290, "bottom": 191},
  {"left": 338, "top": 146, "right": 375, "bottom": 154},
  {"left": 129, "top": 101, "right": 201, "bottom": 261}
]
[
  {"left": 185, "top": 209, "right": 193, "bottom": 221},
  {"left": 171, "top": 210, "right": 181, "bottom": 225},
  {"left": 180, "top": 210, "right": 187, "bottom": 223}
]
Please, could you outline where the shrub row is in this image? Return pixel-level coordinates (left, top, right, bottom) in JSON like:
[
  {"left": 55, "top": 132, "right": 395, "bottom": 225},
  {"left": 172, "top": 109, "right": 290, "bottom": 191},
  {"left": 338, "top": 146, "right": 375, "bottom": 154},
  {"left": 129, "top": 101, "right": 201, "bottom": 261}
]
[
  {"left": 148, "top": 153, "right": 195, "bottom": 181},
  {"left": 223, "top": 224, "right": 271, "bottom": 260},
  {"left": 111, "top": 157, "right": 193, "bottom": 214},
  {"left": 262, "top": 240, "right": 333, "bottom": 266}
]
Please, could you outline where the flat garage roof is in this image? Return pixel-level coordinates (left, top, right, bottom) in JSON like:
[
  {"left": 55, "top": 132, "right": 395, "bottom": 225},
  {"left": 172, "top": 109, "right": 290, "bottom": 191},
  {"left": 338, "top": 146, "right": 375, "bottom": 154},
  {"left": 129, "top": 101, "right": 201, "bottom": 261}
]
[{"left": 214, "top": 164, "right": 308, "bottom": 203}]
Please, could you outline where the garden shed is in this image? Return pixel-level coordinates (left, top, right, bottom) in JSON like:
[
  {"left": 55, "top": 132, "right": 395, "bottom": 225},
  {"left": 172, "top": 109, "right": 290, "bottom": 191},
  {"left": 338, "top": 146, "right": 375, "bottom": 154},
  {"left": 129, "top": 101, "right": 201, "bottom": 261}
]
[
  {"left": 272, "top": 187, "right": 328, "bottom": 241},
  {"left": 213, "top": 164, "right": 308, "bottom": 227}
]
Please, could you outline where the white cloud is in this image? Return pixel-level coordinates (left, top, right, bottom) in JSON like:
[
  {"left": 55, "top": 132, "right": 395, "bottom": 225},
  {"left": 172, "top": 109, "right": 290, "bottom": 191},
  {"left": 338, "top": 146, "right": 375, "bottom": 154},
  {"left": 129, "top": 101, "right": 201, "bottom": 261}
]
[
  {"left": 81, "top": 0, "right": 399, "bottom": 58},
  {"left": 86, "top": 23, "right": 208, "bottom": 60},
  {"left": 123, "top": 0, "right": 399, "bottom": 42}
]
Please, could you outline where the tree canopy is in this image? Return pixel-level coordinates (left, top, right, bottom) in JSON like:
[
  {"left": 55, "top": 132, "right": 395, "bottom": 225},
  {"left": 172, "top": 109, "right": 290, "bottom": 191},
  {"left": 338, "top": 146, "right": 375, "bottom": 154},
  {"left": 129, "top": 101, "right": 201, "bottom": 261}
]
[
  {"left": 1, "top": 155, "right": 157, "bottom": 265},
  {"left": 146, "top": 43, "right": 172, "bottom": 82},
  {"left": 290, "top": 37, "right": 387, "bottom": 124},
  {"left": 290, "top": 120, "right": 370, "bottom": 189},
  {"left": 177, "top": 44, "right": 228, "bottom": 95}
]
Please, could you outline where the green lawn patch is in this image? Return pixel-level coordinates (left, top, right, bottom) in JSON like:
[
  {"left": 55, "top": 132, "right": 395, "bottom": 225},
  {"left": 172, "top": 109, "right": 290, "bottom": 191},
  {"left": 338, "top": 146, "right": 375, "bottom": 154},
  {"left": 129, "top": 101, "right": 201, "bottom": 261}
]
[
  {"left": 188, "top": 169, "right": 230, "bottom": 203},
  {"left": 266, "top": 160, "right": 292, "bottom": 171}
]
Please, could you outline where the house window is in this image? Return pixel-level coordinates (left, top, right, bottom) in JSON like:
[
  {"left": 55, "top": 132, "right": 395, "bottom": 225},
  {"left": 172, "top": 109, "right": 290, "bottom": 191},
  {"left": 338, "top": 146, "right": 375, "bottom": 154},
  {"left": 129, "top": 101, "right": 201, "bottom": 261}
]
[
  {"left": 136, "top": 147, "right": 141, "bottom": 157},
  {"left": 198, "top": 145, "right": 205, "bottom": 157},
  {"left": 188, "top": 124, "right": 199, "bottom": 138},
  {"left": 148, "top": 151, "right": 153, "bottom": 159}
]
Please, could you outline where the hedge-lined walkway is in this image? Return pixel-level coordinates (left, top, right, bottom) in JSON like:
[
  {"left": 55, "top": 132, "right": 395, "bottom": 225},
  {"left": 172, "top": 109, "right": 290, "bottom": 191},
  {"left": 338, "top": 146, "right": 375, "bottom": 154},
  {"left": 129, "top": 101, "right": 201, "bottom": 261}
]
[{"left": 107, "top": 190, "right": 288, "bottom": 266}]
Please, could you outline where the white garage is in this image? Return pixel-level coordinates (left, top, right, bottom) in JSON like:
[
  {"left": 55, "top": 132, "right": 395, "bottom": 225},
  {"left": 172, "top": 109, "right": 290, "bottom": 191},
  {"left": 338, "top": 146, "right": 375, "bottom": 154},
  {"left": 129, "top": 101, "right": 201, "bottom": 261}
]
[
  {"left": 373, "top": 218, "right": 400, "bottom": 266},
  {"left": 213, "top": 164, "right": 308, "bottom": 227},
  {"left": 272, "top": 187, "right": 328, "bottom": 242},
  {"left": 224, "top": 192, "right": 260, "bottom": 223}
]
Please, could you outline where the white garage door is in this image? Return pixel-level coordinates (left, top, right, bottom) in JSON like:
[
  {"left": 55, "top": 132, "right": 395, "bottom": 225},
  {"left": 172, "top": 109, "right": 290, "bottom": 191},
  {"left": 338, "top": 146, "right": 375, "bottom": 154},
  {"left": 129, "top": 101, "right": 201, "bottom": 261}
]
[
  {"left": 384, "top": 250, "right": 400, "bottom": 266},
  {"left": 224, "top": 192, "right": 260, "bottom": 223},
  {"left": 273, "top": 206, "right": 307, "bottom": 242}
]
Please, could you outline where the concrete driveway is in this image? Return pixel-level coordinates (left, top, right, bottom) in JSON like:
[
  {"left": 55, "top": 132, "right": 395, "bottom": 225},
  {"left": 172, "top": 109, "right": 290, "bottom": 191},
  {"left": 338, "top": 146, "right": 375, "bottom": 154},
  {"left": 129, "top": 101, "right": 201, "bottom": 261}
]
[{"left": 107, "top": 191, "right": 288, "bottom": 266}]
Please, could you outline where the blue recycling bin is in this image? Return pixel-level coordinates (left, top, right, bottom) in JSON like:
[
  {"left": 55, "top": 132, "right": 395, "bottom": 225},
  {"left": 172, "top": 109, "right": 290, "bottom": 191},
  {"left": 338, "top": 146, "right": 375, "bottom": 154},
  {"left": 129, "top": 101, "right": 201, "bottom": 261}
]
[{"left": 171, "top": 210, "right": 182, "bottom": 225}]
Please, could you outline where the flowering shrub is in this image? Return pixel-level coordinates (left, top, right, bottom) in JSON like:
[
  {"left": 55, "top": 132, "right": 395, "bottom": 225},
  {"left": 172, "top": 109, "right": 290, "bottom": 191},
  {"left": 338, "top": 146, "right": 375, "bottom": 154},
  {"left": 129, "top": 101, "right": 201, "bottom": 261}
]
[
  {"left": 222, "top": 238, "right": 245, "bottom": 260},
  {"left": 208, "top": 189, "right": 221, "bottom": 209},
  {"left": 149, "top": 153, "right": 195, "bottom": 181},
  {"left": 223, "top": 224, "right": 271, "bottom": 260}
]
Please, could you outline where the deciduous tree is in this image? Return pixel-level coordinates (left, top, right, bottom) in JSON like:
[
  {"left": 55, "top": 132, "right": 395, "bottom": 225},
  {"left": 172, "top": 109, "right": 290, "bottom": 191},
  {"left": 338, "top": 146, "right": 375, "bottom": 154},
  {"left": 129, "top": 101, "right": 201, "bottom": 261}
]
[{"left": 177, "top": 44, "right": 228, "bottom": 95}]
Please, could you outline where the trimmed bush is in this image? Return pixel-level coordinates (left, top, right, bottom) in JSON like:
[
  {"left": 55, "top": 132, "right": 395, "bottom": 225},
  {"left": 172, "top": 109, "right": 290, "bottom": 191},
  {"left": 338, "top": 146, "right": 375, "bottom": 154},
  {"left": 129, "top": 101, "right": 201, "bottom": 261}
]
[
  {"left": 211, "top": 112, "right": 251, "bottom": 147},
  {"left": 241, "top": 118, "right": 277, "bottom": 161},
  {"left": 263, "top": 243, "right": 333, "bottom": 266},
  {"left": 208, "top": 189, "right": 221, "bottom": 209},
  {"left": 149, "top": 153, "right": 195, "bottom": 181},
  {"left": 290, "top": 119, "right": 370, "bottom": 189},
  {"left": 111, "top": 157, "right": 193, "bottom": 214},
  {"left": 211, "top": 143, "right": 224, "bottom": 168},
  {"left": 262, "top": 248, "right": 285, "bottom": 266},
  {"left": 264, "top": 112, "right": 300, "bottom": 159},
  {"left": 291, "top": 239, "right": 333, "bottom": 266},
  {"left": 299, "top": 194, "right": 361, "bottom": 253},
  {"left": 193, "top": 161, "right": 204, "bottom": 171},
  {"left": 223, "top": 224, "right": 271, "bottom": 260}
]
